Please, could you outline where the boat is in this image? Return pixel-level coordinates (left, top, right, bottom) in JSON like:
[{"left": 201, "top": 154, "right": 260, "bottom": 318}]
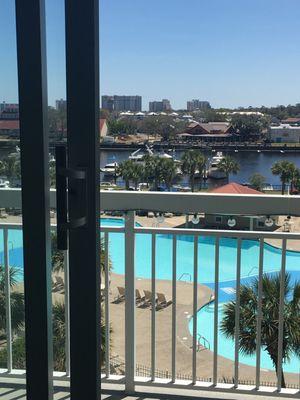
[
  {"left": 0, "top": 178, "right": 10, "bottom": 188},
  {"left": 8, "top": 145, "right": 20, "bottom": 159},
  {"left": 129, "top": 145, "right": 154, "bottom": 163},
  {"left": 207, "top": 152, "right": 226, "bottom": 179},
  {"left": 100, "top": 162, "right": 118, "bottom": 176}
]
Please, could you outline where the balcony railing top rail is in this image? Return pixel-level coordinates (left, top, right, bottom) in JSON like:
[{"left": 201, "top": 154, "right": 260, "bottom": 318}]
[{"left": 0, "top": 188, "right": 299, "bottom": 216}]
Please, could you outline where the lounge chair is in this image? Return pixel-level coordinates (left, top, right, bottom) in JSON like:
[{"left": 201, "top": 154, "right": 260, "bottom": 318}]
[
  {"left": 114, "top": 286, "right": 125, "bottom": 302},
  {"left": 136, "top": 289, "right": 145, "bottom": 305},
  {"left": 156, "top": 292, "right": 172, "bottom": 310},
  {"left": 143, "top": 289, "right": 156, "bottom": 307}
]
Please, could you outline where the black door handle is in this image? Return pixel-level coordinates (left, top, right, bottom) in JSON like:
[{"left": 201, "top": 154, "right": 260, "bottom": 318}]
[{"left": 55, "top": 145, "right": 88, "bottom": 250}]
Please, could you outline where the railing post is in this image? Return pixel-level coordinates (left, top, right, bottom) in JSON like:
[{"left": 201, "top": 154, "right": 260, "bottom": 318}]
[
  {"left": 63, "top": 250, "right": 70, "bottom": 376},
  {"left": 125, "top": 211, "right": 136, "bottom": 393},
  {"left": 4, "top": 228, "right": 12, "bottom": 372}
]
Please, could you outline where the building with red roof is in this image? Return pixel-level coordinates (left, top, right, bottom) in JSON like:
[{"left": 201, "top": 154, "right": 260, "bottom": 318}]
[
  {"left": 0, "top": 120, "right": 20, "bottom": 137},
  {"left": 210, "top": 182, "right": 262, "bottom": 195},
  {"left": 198, "top": 182, "right": 278, "bottom": 231},
  {"left": 99, "top": 118, "right": 108, "bottom": 138}
]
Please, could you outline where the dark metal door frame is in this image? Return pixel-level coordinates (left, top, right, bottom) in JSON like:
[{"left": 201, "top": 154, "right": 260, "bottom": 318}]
[
  {"left": 15, "top": 0, "right": 53, "bottom": 399},
  {"left": 65, "top": 1, "right": 101, "bottom": 399}
]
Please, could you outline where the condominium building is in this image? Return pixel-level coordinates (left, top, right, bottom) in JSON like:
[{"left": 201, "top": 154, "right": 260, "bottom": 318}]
[
  {"left": 101, "top": 95, "right": 142, "bottom": 112},
  {"left": 55, "top": 98, "right": 67, "bottom": 111},
  {"left": 149, "top": 99, "right": 172, "bottom": 112},
  {"left": 187, "top": 99, "right": 211, "bottom": 111},
  {"left": 0, "top": 102, "right": 19, "bottom": 119}
]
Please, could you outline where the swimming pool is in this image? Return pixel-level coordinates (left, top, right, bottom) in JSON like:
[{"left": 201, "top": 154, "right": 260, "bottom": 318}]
[
  {"left": 2, "top": 218, "right": 300, "bottom": 373},
  {"left": 100, "top": 218, "right": 300, "bottom": 374}
]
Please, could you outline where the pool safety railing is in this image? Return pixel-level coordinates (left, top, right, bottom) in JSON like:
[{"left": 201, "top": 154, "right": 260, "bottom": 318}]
[
  {"left": 178, "top": 272, "right": 192, "bottom": 282},
  {"left": 1, "top": 188, "right": 300, "bottom": 398},
  {"left": 197, "top": 334, "right": 211, "bottom": 351}
]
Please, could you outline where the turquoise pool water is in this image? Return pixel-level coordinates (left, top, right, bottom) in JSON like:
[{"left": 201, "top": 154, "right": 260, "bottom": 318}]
[
  {"left": 2, "top": 218, "right": 300, "bottom": 373},
  {"left": 100, "top": 218, "right": 300, "bottom": 374}
]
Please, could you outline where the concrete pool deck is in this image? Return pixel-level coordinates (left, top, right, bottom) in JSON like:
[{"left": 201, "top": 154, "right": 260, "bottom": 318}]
[{"left": 109, "top": 272, "right": 299, "bottom": 387}]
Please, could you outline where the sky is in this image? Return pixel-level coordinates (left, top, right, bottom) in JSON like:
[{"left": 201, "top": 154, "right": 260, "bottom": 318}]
[{"left": 1, "top": 0, "right": 300, "bottom": 110}]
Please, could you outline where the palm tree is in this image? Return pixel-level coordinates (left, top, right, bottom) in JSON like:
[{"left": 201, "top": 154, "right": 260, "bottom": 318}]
[
  {"left": 271, "top": 161, "right": 296, "bottom": 195},
  {"left": 0, "top": 156, "right": 21, "bottom": 181},
  {"left": 0, "top": 265, "right": 24, "bottom": 337},
  {"left": 218, "top": 155, "right": 239, "bottom": 182},
  {"left": 221, "top": 273, "right": 300, "bottom": 388},
  {"left": 142, "top": 155, "right": 163, "bottom": 190},
  {"left": 117, "top": 160, "right": 134, "bottom": 190},
  {"left": 130, "top": 163, "right": 143, "bottom": 190},
  {"left": 53, "top": 302, "right": 66, "bottom": 371},
  {"left": 181, "top": 150, "right": 206, "bottom": 192},
  {"left": 159, "top": 158, "right": 177, "bottom": 191}
]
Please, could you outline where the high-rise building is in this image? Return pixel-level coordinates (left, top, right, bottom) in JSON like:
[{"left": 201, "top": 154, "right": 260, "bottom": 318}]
[
  {"left": 101, "top": 95, "right": 142, "bottom": 112},
  {"left": 0, "top": 102, "right": 19, "bottom": 120},
  {"left": 187, "top": 100, "right": 211, "bottom": 111},
  {"left": 101, "top": 95, "right": 114, "bottom": 111},
  {"left": 55, "top": 98, "right": 67, "bottom": 111},
  {"left": 149, "top": 99, "right": 172, "bottom": 112}
]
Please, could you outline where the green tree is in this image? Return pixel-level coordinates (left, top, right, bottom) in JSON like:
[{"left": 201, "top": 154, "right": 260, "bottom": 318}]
[
  {"left": 117, "top": 160, "right": 137, "bottom": 189},
  {"left": 159, "top": 158, "right": 177, "bottom": 191},
  {"left": 221, "top": 273, "right": 300, "bottom": 388},
  {"left": 0, "top": 265, "right": 24, "bottom": 337},
  {"left": 231, "top": 114, "right": 269, "bottom": 141},
  {"left": 181, "top": 150, "right": 206, "bottom": 192},
  {"left": 217, "top": 155, "right": 239, "bottom": 182},
  {"left": 142, "top": 155, "right": 163, "bottom": 190},
  {"left": 249, "top": 173, "right": 266, "bottom": 191},
  {"left": 0, "top": 156, "right": 21, "bottom": 180},
  {"left": 271, "top": 161, "right": 296, "bottom": 195}
]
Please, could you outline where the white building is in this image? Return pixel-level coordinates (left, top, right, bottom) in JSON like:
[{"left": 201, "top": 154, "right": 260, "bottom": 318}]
[{"left": 269, "top": 124, "right": 300, "bottom": 143}]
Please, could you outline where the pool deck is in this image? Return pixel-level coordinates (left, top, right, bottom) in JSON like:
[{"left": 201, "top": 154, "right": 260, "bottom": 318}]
[
  {"left": 109, "top": 272, "right": 299, "bottom": 387},
  {"left": 135, "top": 215, "right": 300, "bottom": 252}
]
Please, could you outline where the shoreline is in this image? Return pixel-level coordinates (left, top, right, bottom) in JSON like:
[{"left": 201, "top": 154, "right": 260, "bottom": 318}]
[{"left": 1, "top": 139, "right": 300, "bottom": 153}]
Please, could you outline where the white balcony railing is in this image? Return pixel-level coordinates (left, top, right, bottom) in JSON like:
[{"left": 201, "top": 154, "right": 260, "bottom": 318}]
[{"left": 0, "top": 188, "right": 300, "bottom": 397}]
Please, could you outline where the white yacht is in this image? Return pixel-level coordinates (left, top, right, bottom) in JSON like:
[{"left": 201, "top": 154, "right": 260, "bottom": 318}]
[
  {"left": 207, "top": 152, "right": 226, "bottom": 179},
  {"left": 8, "top": 145, "right": 20, "bottom": 159},
  {"left": 0, "top": 178, "right": 10, "bottom": 188},
  {"left": 129, "top": 146, "right": 154, "bottom": 163},
  {"left": 100, "top": 162, "right": 118, "bottom": 176}
]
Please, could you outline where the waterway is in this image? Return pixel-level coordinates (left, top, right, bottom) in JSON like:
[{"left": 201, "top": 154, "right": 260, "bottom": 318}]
[{"left": 100, "top": 149, "right": 300, "bottom": 190}]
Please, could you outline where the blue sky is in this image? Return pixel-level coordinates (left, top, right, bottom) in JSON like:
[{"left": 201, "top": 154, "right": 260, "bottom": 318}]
[{"left": 1, "top": 0, "right": 300, "bottom": 109}]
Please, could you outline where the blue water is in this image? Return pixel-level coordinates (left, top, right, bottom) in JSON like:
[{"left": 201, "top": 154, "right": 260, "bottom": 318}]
[{"left": 2, "top": 218, "right": 300, "bottom": 373}]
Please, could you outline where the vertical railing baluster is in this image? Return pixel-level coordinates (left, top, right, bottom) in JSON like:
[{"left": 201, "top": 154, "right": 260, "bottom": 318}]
[
  {"left": 192, "top": 235, "right": 198, "bottom": 384},
  {"left": 125, "top": 211, "right": 136, "bottom": 393},
  {"left": 277, "top": 238, "right": 287, "bottom": 392},
  {"left": 234, "top": 238, "right": 242, "bottom": 388},
  {"left": 104, "top": 232, "right": 110, "bottom": 377},
  {"left": 151, "top": 234, "right": 156, "bottom": 381},
  {"left": 4, "top": 228, "right": 12, "bottom": 372},
  {"left": 171, "top": 235, "right": 177, "bottom": 383},
  {"left": 213, "top": 236, "right": 220, "bottom": 386},
  {"left": 63, "top": 249, "right": 70, "bottom": 376},
  {"left": 255, "top": 238, "right": 264, "bottom": 390}
]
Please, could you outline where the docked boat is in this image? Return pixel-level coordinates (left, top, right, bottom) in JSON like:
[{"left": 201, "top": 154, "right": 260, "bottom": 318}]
[
  {"left": 8, "top": 145, "right": 20, "bottom": 159},
  {"left": 100, "top": 162, "right": 118, "bottom": 176},
  {"left": 0, "top": 178, "right": 10, "bottom": 188},
  {"left": 129, "top": 145, "right": 154, "bottom": 163},
  {"left": 207, "top": 152, "right": 226, "bottom": 179}
]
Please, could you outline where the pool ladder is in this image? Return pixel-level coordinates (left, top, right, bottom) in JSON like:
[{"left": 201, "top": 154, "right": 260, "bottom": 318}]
[
  {"left": 247, "top": 266, "right": 258, "bottom": 276},
  {"left": 178, "top": 273, "right": 192, "bottom": 282},
  {"left": 197, "top": 334, "right": 210, "bottom": 351}
]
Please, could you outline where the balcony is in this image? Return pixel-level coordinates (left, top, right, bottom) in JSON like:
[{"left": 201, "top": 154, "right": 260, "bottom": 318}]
[{"left": 0, "top": 188, "right": 299, "bottom": 399}]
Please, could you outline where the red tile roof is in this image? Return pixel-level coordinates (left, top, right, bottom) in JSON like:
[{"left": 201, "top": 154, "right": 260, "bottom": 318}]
[
  {"left": 99, "top": 118, "right": 106, "bottom": 131},
  {"left": 210, "top": 182, "right": 262, "bottom": 195},
  {"left": 0, "top": 120, "right": 19, "bottom": 130}
]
